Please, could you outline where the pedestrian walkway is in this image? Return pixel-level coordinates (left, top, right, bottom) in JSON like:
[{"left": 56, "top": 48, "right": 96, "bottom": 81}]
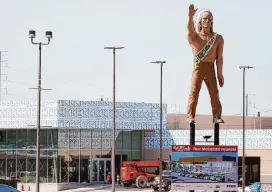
[
  {"left": 62, "top": 184, "right": 111, "bottom": 192},
  {"left": 68, "top": 186, "right": 154, "bottom": 192},
  {"left": 18, "top": 184, "right": 111, "bottom": 192},
  {"left": 62, "top": 185, "right": 158, "bottom": 192}
]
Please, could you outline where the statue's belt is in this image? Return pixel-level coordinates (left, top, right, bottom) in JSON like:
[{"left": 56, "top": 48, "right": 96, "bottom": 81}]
[{"left": 193, "top": 33, "right": 217, "bottom": 68}]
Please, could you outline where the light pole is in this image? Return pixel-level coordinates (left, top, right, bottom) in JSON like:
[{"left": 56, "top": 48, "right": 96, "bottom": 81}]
[
  {"left": 151, "top": 60, "right": 166, "bottom": 192},
  {"left": 104, "top": 46, "right": 124, "bottom": 192},
  {"left": 239, "top": 66, "right": 253, "bottom": 192},
  {"left": 29, "top": 30, "right": 52, "bottom": 192}
]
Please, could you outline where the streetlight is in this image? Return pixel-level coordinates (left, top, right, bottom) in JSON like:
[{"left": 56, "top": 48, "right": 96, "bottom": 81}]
[
  {"left": 29, "top": 30, "right": 52, "bottom": 192},
  {"left": 150, "top": 60, "right": 166, "bottom": 192},
  {"left": 104, "top": 46, "right": 124, "bottom": 192},
  {"left": 239, "top": 66, "right": 253, "bottom": 192}
]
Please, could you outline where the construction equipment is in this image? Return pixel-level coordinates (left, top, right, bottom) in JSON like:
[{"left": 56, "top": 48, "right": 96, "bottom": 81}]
[{"left": 120, "top": 160, "right": 160, "bottom": 188}]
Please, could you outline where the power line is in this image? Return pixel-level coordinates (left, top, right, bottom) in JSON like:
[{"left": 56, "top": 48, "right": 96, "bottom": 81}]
[
  {"left": 5, "top": 65, "right": 94, "bottom": 100},
  {"left": 6, "top": 66, "right": 93, "bottom": 88}
]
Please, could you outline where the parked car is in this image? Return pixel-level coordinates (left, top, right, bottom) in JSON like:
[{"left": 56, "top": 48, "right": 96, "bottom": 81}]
[
  {"left": 0, "top": 184, "right": 20, "bottom": 192},
  {"left": 150, "top": 170, "right": 178, "bottom": 191}
]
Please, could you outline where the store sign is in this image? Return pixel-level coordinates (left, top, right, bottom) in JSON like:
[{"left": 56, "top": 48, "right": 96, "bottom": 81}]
[{"left": 171, "top": 145, "right": 238, "bottom": 191}]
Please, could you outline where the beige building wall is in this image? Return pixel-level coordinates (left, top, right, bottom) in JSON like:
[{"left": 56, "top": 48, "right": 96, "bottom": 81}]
[
  {"left": 143, "top": 148, "right": 272, "bottom": 183},
  {"left": 143, "top": 113, "right": 272, "bottom": 183},
  {"left": 167, "top": 113, "right": 268, "bottom": 130}
]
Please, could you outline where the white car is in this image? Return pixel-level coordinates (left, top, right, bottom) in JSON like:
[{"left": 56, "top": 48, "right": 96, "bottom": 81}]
[{"left": 237, "top": 187, "right": 252, "bottom": 192}]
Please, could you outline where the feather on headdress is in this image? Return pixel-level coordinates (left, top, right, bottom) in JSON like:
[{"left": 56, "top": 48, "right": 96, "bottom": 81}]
[{"left": 195, "top": 9, "right": 213, "bottom": 33}]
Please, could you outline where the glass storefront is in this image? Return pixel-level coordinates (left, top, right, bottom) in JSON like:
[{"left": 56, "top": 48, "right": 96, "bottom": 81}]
[{"left": 0, "top": 129, "right": 142, "bottom": 183}]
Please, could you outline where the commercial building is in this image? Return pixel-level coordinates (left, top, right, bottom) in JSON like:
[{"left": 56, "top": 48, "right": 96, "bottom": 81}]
[
  {"left": 0, "top": 100, "right": 271, "bottom": 188},
  {"left": 0, "top": 100, "right": 167, "bottom": 184},
  {"left": 144, "top": 113, "right": 272, "bottom": 186}
]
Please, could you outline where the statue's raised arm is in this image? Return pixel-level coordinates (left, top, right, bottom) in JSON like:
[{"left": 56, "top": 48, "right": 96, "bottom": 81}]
[{"left": 187, "top": 4, "right": 198, "bottom": 43}]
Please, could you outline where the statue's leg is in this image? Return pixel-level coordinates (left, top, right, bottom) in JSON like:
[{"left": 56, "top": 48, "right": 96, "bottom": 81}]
[
  {"left": 186, "top": 67, "right": 203, "bottom": 123},
  {"left": 203, "top": 63, "right": 224, "bottom": 123}
]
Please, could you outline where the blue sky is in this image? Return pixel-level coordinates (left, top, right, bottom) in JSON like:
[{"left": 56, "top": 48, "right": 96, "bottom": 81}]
[
  {"left": 172, "top": 152, "right": 237, "bottom": 161},
  {"left": 0, "top": 0, "right": 271, "bottom": 116}
]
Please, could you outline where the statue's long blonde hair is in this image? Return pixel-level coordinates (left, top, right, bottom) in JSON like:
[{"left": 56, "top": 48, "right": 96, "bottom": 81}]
[{"left": 195, "top": 9, "right": 213, "bottom": 33}]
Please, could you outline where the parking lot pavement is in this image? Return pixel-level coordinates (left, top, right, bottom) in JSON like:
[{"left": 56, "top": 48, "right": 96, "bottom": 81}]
[
  {"left": 85, "top": 185, "right": 187, "bottom": 192},
  {"left": 87, "top": 185, "right": 153, "bottom": 191},
  {"left": 63, "top": 184, "right": 187, "bottom": 192},
  {"left": 62, "top": 185, "right": 152, "bottom": 192},
  {"left": 62, "top": 184, "right": 111, "bottom": 192}
]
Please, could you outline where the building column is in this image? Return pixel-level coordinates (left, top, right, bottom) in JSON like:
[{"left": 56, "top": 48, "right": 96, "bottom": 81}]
[{"left": 141, "top": 131, "right": 145, "bottom": 160}]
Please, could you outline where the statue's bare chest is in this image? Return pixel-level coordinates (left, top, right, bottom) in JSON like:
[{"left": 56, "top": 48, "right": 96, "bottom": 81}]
[{"left": 190, "top": 34, "right": 218, "bottom": 53}]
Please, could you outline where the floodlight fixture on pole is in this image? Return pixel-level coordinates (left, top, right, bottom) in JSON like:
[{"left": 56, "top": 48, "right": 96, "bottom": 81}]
[{"left": 28, "top": 29, "right": 53, "bottom": 192}]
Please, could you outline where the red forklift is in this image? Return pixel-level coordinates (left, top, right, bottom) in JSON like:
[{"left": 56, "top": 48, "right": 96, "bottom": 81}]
[{"left": 120, "top": 160, "right": 160, "bottom": 188}]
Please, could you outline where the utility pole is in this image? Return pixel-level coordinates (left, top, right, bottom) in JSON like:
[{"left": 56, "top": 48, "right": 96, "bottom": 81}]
[
  {"left": 0, "top": 51, "right": 8, "bottom": 100},
  {"left": 0, "top": 51, "right": 2, "bottom": 101},
  {"left": 245, "top": 93, "right": 255, "bottom": 116}
]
